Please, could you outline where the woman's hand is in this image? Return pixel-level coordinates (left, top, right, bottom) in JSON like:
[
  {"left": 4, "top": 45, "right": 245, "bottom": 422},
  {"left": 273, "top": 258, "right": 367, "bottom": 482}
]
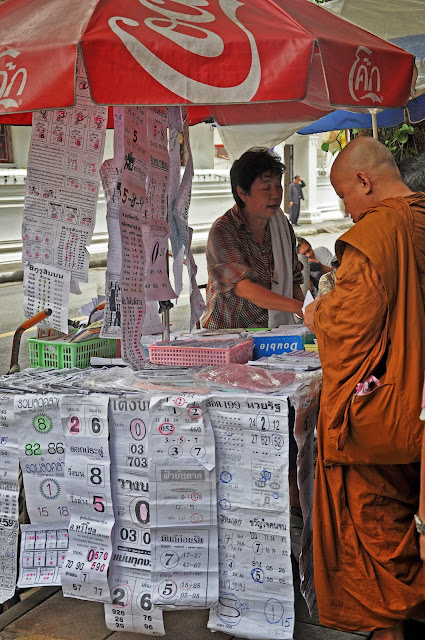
[{"left": 303, "top": 299, "right": 319, "bottom": 333}]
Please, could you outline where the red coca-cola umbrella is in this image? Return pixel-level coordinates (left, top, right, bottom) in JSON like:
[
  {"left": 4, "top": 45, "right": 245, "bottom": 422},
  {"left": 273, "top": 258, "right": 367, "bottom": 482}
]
[{"left": 0, "top": 0, "right": 415, "bottom": 128}]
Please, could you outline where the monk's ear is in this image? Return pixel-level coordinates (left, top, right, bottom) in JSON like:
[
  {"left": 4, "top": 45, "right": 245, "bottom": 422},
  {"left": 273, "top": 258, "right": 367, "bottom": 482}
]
[{"left": 356, "top": 171, "right": 373, "bottom": 194}]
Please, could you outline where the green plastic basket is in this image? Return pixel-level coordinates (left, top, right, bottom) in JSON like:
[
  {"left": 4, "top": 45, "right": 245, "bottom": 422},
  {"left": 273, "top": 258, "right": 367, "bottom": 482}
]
[{"left": 27, "top": 336, "right": 118, "bottom": 369}]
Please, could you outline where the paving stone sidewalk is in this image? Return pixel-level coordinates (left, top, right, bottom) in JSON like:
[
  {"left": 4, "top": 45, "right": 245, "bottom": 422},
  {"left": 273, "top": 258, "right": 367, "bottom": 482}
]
[{"left": 0, "top": 578, "right": 369, "bottom": 640}]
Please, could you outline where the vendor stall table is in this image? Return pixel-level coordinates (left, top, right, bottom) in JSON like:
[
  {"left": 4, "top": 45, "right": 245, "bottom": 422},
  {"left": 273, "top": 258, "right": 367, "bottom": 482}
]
[{"left": 0, "top": 363, "right": 322, "bottom": 640}]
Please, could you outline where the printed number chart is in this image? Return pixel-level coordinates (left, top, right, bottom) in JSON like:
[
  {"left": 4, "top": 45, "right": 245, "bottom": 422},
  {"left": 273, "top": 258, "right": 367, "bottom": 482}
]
[
  {"left": 61, "top": 394, "right": 114, "bottom": 602},
  {"left": 0, "top": 395, "right": 19, "bottom": 604},
  {"left": 106, "top": 395, "right": 164, "bottom": 635},
  {"left": 207, "top": 394, "right": 294, "bottom": 640},
  {"left": 149, "top": 395, "right": 218, "bottom": 610},
  {"left": 14, "top": 394, "right": 68, "bottom": 524},
  {"left": 18, "top": 523, "right": 68, "bottom": 588}
]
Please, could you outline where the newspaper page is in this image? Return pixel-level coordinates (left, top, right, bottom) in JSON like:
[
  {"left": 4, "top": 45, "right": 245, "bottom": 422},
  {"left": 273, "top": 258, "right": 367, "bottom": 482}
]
[
  {"left": 14, "top": 393, "right": 68, "bottom": 524},
  {"left": 104, "top": 395, "right": 165, "bottom": 635},
  {"left": 206, "top": 394, "right": 294, "bottom": 640},
  {"left": 0, "top": 395, "right": 19, "bottom": 603},
  {"left": 149, "top": 394, "right": 218, "bottom": 609},
  {"left": 17, "top": 522, "right": 68, "bottom": 588},
  {"left": 60, "top": 394, "right": 114, "bottom": 602}
]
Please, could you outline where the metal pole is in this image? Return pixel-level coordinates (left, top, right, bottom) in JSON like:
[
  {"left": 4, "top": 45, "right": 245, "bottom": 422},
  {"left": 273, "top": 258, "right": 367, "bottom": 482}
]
[
  {"left": 162, "top": 307, "right": 170, "bottom": 342},
  {"left": 371, "top": 112, "right": 378, "bottom": 140}
]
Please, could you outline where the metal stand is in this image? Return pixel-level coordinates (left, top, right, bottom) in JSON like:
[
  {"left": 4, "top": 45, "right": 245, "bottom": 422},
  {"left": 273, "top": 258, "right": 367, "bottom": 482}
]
[{"left": 159, "top": 300, "right": 174, "bottom": 342}]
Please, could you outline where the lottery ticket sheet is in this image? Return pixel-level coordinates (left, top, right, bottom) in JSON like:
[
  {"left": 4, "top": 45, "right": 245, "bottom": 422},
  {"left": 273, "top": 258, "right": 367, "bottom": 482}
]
[
  {"left": 17, "top": 522, "right": 68, "bottom": 588},
  {"left": 23, "top": 263, "right": 71, "bottom": 334},
  {"left": 106, "top": 565, "right": 165, "bottom": 635},
  {"left": 206, "top": 394, "right": 294, "bottom": 640},
  {"left": 14, "top": 394, "right": 68, "bottom": 524},
  {"left": 0, "top": 396, "right": 19, "bottom": 603},
  {"left": 149, "top": 394, "right": 218, "bottom": 609},
  {"left": 116, "top": 106, "right": 149, "bottom": 369},
  {"left": 105, "top": 395, "right": 165, "bottom": 635},
  {"left": 116, "top": 106, "right": 177, "bottom": 368},
  {"left": 99, "top": 158, "right": 122, "bottom": 340},
  {"left": 61, "top": 394, "right": 114, "bottom": 602},
  {"left": 22, "top": 54, "right": 107, "bottom": 331},
  {"left": 167, "top": 107, "right": 205, "bottom": 329},
  {"left": 22, "top": 53, "right": 107, "bottom": 283}
]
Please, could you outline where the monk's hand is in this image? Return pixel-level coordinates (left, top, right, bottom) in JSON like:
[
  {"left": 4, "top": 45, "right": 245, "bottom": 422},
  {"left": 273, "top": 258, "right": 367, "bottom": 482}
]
[
  {"left": 420, "top": 533, "right": 425, "bottom": 562},
  {"left": 304, "top": 299, "right": 319, "bottom": 333}
]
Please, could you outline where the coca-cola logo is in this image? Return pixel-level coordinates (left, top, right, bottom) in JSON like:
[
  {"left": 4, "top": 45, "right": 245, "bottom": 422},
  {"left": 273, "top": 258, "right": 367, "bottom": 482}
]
[
  {"left": 348, "top": 46, "right": 382, "bottom": 104},
  {"left": 109, "top": 0, "right": 261, "bottom": 102},
  {"left": 0, "top": 49, "right": 27, "bottom": 108}
]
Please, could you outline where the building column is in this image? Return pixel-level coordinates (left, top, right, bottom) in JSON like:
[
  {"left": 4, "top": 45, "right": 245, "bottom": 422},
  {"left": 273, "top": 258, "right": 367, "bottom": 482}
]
[{"left": 296, "top": 133, "right": 321, "bottom": 224}]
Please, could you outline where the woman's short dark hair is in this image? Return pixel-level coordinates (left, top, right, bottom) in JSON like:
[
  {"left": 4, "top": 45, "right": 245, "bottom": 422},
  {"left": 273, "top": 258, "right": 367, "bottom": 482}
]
[
  {"left": 398, "top": 153, "right": 425, "bottom": 192},
  {"left": 230, "top": 147, "right": 285, "bottom": 208}
]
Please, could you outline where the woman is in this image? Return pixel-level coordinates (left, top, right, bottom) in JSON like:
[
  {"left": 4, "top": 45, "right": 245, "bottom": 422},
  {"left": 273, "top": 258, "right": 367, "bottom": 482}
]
[{"left": 202, "top": 147, "right": 304, "bottom": 329}]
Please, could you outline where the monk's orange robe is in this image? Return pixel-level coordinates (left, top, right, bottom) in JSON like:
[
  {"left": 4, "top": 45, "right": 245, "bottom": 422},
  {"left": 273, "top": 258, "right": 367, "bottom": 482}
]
[{"left": 313, "top": 194, "right": 425, "bottom": 632}]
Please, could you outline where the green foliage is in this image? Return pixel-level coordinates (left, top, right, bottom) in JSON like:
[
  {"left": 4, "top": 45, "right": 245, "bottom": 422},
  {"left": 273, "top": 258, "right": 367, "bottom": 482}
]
[
  {"left": 320, "top": 123, "right": 418, "bottom": 162},
  {"left": 377, "top": 123, "right": 416, "bottom": 161}
]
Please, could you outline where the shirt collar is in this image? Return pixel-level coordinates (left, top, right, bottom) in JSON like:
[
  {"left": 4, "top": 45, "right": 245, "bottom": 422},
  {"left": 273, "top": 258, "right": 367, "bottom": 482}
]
[{"left": 229, "top": 204, "right": 246, "bottom": 229}]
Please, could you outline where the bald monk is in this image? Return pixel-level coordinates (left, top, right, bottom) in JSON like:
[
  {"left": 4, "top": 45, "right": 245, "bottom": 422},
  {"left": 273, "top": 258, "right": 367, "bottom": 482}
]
[{"left": 304, "top": 137, "right": 425, "bottom": 640}]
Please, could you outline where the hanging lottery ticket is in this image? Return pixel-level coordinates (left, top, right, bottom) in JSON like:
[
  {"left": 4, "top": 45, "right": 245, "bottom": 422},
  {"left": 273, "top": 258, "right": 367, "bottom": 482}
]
[
  {"left": 117, "top": 106, "right": 149, "bottom": 368},
  {"left": 0, "top": 395, "right": 19, "bottom": 604},
  {"left": 188, "top": 230, "right": 206, "bottom": 330},
  {"left": 105, "top": 565, "right": 165, "bottom": 635},
  {"left": 105, "top": 395, "right": 165, "bottom": 635},
  {"left": 22, "top": 52, "right": 107, "bottom": 284},
  {"left": 14, "top": 393, "right": 68, "bottom": 524},
  {"left": 117, "top": 106, "right": 175, "bottom": 368},
  {"left": 143, "top": 219, "right": 176, "bottom": 303},
  {"left": 17, "top": 523, "right": 68, "bottom": 589},
  {"left": 109, "top": 395, "right": 151, "bottom": 570},
  {"left": 167, "top": 108, "right": 205, "bottom": 328},
  {"left": 147, "top": 107, "right": 169, "bottom": 222},
  {"left": 167, "top": 112, "right": 185, "bottom": 298},
  {"left": 60, "top": 394, "right": 114, "bottom": 602},
  {"left": 23, "top": 263, "right": 71, "bottom": 334},
  {"left": 148, "top": 394, "right": 218, "bottom": 609},
  {"left": 206, "top": 394, "right": 294, "bottom": 640},
  {"left": 99, "top": 159, "right": 122, "bottom": 339}
]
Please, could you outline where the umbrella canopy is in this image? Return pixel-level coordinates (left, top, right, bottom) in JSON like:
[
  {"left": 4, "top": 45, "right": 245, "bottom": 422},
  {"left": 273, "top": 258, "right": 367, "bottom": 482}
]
[
  {"left": 0, "top": 0, "right": 415, "bottom": 128},
  {"left": 298, "top": 94, "right": 425, "bottom": 135},
  {"left": 298, "top": 0, "right": 425, "bottom": 135},
  {"left": 322, "top": 0, "right": 425, "bottom": 95}
]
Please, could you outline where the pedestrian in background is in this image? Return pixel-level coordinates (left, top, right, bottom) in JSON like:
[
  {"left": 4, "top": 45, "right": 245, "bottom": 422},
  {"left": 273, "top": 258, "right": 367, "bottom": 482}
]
[{"left": 288, "top": 175, "right": 305, "bottom": 226}]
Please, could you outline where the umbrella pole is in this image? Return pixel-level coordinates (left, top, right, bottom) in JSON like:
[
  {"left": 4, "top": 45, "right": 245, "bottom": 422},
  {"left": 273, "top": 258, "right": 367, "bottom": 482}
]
[{"left": 371, "top": 112, "right": 378, "bottom": 140}]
